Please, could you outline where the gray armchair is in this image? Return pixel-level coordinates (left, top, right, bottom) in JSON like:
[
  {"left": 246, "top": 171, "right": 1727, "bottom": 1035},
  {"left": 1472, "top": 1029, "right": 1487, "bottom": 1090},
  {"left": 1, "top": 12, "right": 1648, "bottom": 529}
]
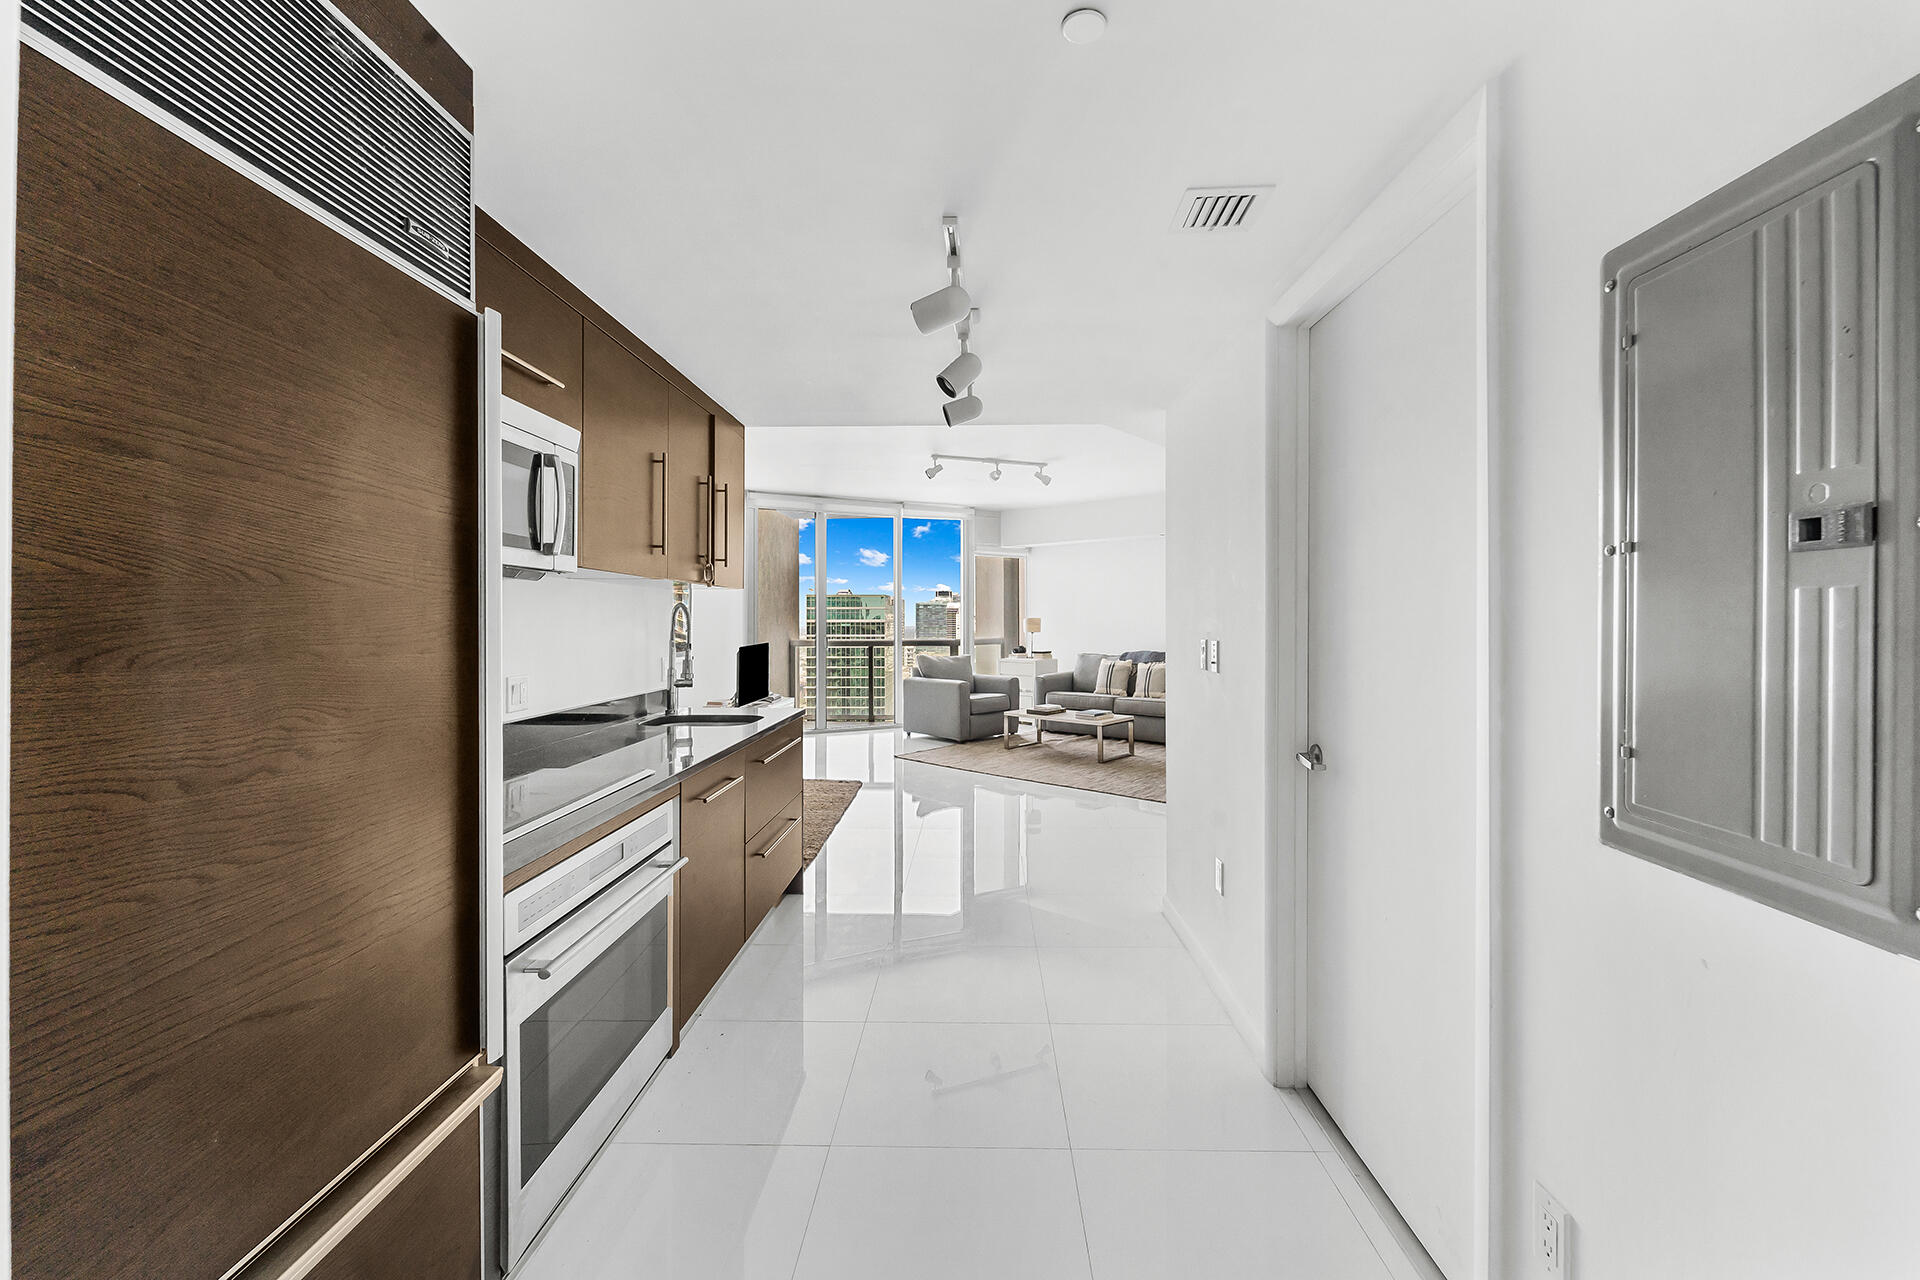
[{"left": 902, "top": 653, "right": 1020, "bottom": 741}]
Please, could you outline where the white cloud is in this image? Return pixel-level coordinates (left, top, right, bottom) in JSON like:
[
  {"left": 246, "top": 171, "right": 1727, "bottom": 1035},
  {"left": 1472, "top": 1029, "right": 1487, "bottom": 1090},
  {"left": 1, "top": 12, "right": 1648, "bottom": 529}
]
[
  {"left": 798, "top": 518, "right": 812, "bottom": 530},
  {"left": 828, "top": 577, "right": 848, "bottom": 585},
  {"left": 952, "top": 553, "right": 963, "bottom": 562},
  {"left": 911, "top": 522, "right": 932, "bottom": 538},
  {"left": 857, "top": 547, "right": 890, "bottom": 567},
  {"left": 936, "top": 583, "right": 951, "bottom": 592},
  {"left": 797, "top": 552, "right": 811, "bottom": 564}
]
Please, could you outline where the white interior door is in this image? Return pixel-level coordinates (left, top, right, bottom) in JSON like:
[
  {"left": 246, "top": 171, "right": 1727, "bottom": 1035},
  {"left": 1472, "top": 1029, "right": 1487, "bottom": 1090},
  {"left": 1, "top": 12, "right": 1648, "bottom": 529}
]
[{"left": 1303, "top": 194, "right": 1478, "bottom": 1280}]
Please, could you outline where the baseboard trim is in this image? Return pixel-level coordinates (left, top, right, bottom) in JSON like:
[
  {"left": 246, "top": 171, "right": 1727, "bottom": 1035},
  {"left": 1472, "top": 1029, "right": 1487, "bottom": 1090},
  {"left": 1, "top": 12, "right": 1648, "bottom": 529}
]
[{"left": 1160, "top": 895, "right": 1274, "bottom": 1082}]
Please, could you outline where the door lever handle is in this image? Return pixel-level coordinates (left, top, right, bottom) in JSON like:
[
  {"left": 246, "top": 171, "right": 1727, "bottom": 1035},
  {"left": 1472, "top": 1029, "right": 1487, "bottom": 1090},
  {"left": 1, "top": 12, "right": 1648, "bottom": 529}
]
[{"left": 1295, "top": 744, "right": 1326, "bottom": 771}]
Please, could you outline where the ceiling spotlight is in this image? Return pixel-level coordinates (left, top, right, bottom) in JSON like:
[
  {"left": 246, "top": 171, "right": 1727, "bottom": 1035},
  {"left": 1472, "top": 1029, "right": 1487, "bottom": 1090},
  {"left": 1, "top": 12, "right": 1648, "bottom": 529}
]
[
  {"left": 925, "top": 460, "right": 943, "bottom": 479},
  {"left": 911, "top": 282, "right": 972, "bottom": 334},
  {"left": 989, "top": 464, "right": 1003, "bottom": 481},
  {"left": 1061, "top": 7, "right": 1107, "bottom": 44},
  {"left": 937, "top": 350, "right": 982, "bottom": 397},
  {"left": 943, "top": 394, "right": 983, "bottom": 427},
  {"left": 1035, "top": 465, "right": 1052, "bottom": 486},
  {"left": 911, "top": 215, "right": 972, "bottom": 334}
]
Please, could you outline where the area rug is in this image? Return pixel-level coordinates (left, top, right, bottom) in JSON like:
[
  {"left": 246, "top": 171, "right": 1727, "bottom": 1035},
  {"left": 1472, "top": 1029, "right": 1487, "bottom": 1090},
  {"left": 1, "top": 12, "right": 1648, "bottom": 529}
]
[
  {"left": 897, "top": 733, "right": 1166, "bottom": 803},
  {"left": 802, "top": 778, "right": 863, "bottom": 865}
]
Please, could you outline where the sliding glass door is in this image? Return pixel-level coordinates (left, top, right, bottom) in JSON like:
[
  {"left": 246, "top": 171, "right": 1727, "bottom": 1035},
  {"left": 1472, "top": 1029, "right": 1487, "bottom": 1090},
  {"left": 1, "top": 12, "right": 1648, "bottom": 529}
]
[{"left": 751, "top": 498, "right": 973, "bottom": 732}]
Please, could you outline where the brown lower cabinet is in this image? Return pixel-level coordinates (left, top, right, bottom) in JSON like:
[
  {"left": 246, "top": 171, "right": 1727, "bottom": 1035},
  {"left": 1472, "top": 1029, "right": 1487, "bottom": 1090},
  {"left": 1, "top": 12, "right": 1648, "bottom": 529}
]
[
  {"left": 304, "top": 1118, "right": 483, "bottom": 1280},
  {"left": 674, "top": 753, "right": 749, "bottom": 1037},
  {"left": 746, "top": 796, "right": 806, "bottom": 929}
]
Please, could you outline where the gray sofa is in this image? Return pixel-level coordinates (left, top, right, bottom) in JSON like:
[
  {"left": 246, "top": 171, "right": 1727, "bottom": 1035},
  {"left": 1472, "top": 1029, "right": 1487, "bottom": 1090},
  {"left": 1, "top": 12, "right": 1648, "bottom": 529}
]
[
  {"left": 902, "top": 653, "right": 1021, "bottom": 742},
  {"left": 1035, "top": 651, "right": 1167, "bottom": 744}
]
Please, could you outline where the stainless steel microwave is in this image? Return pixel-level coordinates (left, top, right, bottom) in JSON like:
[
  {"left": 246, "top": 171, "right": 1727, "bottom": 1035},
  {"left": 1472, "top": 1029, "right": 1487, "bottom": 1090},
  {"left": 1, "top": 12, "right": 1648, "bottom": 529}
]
[{"left": 500, "top": 395, "right": 579, "bottom": 578}]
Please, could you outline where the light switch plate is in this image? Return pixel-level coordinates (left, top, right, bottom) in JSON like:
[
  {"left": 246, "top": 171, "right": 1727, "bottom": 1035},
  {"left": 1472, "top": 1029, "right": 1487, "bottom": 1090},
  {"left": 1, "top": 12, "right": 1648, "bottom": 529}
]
[
  {"left": 1535, "top": 1182, "right": 1571, "bottom": 1277},
  {"left": 1207, "top": 638, "right": 1221, "bottom": 673},
  {"left": 505, "top": 675, "right": 529, "bottom": 714}
]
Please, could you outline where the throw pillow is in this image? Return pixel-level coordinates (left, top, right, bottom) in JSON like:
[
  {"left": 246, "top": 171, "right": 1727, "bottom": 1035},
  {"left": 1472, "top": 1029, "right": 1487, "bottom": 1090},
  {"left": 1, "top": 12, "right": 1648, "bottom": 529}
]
[
  {"left": 1093, "top": 657, "right": 1134, "bottom": 697},
  {"left": 1133, "top": 661, "right": 1167, "bottom": 700}
]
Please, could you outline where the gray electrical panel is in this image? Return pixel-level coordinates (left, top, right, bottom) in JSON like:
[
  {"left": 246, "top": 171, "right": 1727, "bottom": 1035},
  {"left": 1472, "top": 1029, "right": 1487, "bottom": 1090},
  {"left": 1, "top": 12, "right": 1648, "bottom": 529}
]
[{"left": 1600, "top": 74, "right": 1920, "bottom": 958}]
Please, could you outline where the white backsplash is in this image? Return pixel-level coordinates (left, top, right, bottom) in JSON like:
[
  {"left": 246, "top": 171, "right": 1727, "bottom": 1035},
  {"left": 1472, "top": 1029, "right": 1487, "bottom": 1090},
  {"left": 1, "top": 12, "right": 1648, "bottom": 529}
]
[{"left": 502, "top": 572, "right": 674, "bottom": 720}]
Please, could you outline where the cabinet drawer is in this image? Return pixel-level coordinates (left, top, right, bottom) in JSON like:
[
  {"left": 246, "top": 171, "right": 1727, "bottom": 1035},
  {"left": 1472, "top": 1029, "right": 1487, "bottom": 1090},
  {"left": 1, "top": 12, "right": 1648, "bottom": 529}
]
[
  {"left": 745, "top": 796, "right": 804, "bottom": 934},
  {"left": 476, "top": 239, "right": 583, "bottom": 427},
  {"left": 745, "top": 719, "right": 804, "bottom": 837},
  {"left": 674, "top": 753, "right": 747, "bottom": 1036}
]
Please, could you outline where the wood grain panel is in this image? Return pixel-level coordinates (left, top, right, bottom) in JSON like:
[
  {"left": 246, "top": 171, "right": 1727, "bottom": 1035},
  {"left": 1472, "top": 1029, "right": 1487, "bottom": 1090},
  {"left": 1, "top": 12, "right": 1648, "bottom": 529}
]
[
  {"left": 12, "top": 50, "right": 478, "bottom": 1280},
  {"left": 301, "top": 1118, "right": 483, "bottom": 1280},
  {"left": 330, "top": 0, "right": 475, "bottom": 130},
  {"left": 745, "top": 796, "right": 804, "bottom": 937},
  {"left": 581, "top": 322, "right": 673, "bottom": 577},
  {"left": 673, "top": 755, "right": 747, "bottom": 1037},
  {"left": 711, "top": 415, "right": 747, "bottom": 589},
  {"left": 502, "top": 785, "right": 680, "bottom": 893},
  {"left": 745, "top": 719, "right": 804, "bottom": 838},
  {"left": 670, "top": 396, "right": 714, "bottom": 584},
  {"left": 476, "top": 240, "right": 583, "bottom": 427}
]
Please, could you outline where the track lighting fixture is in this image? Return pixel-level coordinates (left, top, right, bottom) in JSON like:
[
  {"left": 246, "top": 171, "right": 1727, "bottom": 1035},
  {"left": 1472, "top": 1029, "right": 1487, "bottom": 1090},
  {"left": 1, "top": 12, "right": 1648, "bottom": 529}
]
[
  {"left": 911, "top": 216, "right": 972, "bottom": 334},
  {"left": 942, "top": 394, "right": 983, "bottom": 427},
  {"left": 924, "top": 452, "right": 1054, "bottom": 486},
  {"left": 937, "top": 350, "right": 982, "bottom": 398}
]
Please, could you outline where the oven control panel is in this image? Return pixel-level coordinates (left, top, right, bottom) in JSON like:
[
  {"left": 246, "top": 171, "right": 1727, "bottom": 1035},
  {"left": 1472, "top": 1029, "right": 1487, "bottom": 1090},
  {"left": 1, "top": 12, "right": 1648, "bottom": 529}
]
[{"left": 505, "top": 802, "right": 677, "bottom": 953}]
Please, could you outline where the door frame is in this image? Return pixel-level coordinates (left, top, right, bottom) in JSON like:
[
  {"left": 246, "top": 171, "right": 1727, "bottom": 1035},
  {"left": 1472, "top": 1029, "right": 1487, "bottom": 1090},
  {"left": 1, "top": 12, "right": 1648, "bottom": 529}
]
[{"left": 1265, "top": 84, "right": 1500, "bottom": 1280}]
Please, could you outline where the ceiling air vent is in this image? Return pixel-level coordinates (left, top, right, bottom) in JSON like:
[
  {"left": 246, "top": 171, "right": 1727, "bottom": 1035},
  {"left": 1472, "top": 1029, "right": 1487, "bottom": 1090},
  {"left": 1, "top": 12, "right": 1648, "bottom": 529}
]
[{"left": 1171, "top": 186, "right": 1275, "bottom": 232}]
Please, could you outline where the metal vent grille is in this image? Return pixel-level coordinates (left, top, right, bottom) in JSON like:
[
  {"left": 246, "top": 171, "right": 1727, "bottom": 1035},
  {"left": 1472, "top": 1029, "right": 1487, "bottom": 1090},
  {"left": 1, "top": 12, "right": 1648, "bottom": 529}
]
[
  {"left": 1171, "top": 185, "right": 1275, "bottom": 232},
  {"left": 24, "top": 0, "right": 474, "bottom": 301}
]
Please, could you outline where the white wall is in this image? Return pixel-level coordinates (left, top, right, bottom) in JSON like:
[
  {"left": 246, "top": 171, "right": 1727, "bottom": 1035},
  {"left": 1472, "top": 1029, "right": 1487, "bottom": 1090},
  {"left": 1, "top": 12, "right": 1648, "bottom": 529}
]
[
  {"left": 998, "top": 494, "right": 1165, "bottom": 547},
  {"left": 1024, "top": 536, "right": 1165, "bottom": 664},
  {"left": 1163, "top": 327, "right": 1285, "bottom": 1071},
  {"left": 1162, "top": 9, "right": 1920, "bottom": 1276},
  {"left": 689, "top": 584, "right": 748, "bottom": 707},
  {"left": 501, "top": 573, "right": 673, "bottom": 719},
  {"left": 1491, "top": 12, "right": 1920, "bottom": 1277}
]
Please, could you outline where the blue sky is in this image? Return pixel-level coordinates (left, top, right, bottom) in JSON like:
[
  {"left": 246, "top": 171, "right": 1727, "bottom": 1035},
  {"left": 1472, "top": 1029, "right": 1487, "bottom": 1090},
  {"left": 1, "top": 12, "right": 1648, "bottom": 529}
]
[{"left": 796, "top": 516, "right": 963, "bottom": 607}]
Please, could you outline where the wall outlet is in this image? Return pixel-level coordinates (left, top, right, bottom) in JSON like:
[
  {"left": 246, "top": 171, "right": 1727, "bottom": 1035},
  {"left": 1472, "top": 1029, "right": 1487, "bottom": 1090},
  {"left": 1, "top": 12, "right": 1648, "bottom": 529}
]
[
  {"left": 1214, "top": 858, "right": 1226, "bottom": 896},
  {"left": 1535, "top": 1183, "right": 1571, "bottom": 1277},
  {"left": 505, "top": 675, "right": 529, "bottom": 715}
]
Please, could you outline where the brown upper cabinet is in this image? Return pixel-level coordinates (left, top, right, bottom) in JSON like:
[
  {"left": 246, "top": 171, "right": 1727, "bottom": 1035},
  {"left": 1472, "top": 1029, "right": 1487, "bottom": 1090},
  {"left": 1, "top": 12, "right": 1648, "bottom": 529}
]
[
  {"left": 477, "top": 212, "right": 749, "bottom": 587},
  {"left": 711, "top": 414, "right": 747, "bottom": 589},
  {"left": 476, "top": 239, "right": 583, "bottom": 427},
  {"left": 580, "top": 324, "right": 672, "bottom": 577}
]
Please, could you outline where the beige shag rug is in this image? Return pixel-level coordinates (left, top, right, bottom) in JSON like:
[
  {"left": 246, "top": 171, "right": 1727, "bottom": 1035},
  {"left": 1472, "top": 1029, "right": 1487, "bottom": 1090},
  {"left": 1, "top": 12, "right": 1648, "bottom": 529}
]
[
  {"left": 802, "top": 779, "right": 863, "bottom": 864},
  {"left": 897, "top": 732, "right": 1166, "bottom": 802}
]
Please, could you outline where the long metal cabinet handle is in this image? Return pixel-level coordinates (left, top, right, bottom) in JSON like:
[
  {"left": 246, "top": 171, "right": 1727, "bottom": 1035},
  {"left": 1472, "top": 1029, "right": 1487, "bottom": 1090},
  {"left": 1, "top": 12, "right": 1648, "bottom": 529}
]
[
  {"left": 697, "top": 774, "right": 743, "bottom": 805},
  {"left": 648, "top": 452, "right": 667, "bottom": 553},
  {"left": 752, "top": 817, "right": 800, "bottom": 859},
  {"left": 716, "top": 483, "right": 730, "bottom": 566},
  {"left": 695, "top": 475, "right": 712, "bottom": 565},
  {"left": 521, "top": 857, "right": 686, "bottom": 980},
  {"left": 479, "top": 310, "right": 506, "bottom": 1064},
  {"left": 502, "top": 347, "right": 567, "bottom": 389},
  {"left": 756, "top": 736, "right": 802, "bottom": 766}
]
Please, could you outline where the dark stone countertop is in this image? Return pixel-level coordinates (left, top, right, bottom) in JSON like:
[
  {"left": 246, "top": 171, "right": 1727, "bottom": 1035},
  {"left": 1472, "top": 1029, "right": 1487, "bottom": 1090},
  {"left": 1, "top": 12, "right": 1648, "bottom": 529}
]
[{"left": 503, "top": 692, "right": 803, "bottom": 879}]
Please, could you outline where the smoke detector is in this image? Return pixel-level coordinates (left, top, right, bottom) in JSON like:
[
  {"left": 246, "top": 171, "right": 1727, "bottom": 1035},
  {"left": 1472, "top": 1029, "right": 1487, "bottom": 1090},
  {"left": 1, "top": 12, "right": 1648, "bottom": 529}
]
[{"left": 1171, "top": 185, "right": 1275, "bottom": 232}]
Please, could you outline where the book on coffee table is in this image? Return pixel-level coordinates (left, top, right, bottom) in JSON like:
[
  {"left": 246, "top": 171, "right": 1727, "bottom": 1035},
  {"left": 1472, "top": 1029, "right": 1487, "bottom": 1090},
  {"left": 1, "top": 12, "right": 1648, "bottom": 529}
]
[{"left": 1029, "top": 704, "right": 1064, "bottom": 716}]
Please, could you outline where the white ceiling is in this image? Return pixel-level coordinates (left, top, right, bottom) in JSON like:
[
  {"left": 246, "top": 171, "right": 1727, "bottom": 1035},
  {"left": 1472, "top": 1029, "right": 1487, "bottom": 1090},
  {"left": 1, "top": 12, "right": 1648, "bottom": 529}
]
[
  {"left": 417, "top": 0, "right": 1521, "bottom": 478},
  {"left": 746, "top": 422, "right": 1165, "bottom": 510}
]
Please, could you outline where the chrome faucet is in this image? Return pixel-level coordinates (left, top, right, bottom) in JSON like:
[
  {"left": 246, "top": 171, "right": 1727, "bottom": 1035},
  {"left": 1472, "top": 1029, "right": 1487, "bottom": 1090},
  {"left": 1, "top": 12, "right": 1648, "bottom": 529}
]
[{"left": 669, "top": 596, "right": 694, "bottom": 714}]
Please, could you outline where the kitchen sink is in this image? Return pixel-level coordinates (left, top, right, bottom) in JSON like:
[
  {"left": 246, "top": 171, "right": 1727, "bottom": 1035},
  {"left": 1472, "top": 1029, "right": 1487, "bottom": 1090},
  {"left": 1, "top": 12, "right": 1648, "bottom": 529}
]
[
  {"left": 645, "top": 714, "right": 762, "bottom": 726},
  {"left": 518, "top": 711, "right": 631, "bottom": 726}
]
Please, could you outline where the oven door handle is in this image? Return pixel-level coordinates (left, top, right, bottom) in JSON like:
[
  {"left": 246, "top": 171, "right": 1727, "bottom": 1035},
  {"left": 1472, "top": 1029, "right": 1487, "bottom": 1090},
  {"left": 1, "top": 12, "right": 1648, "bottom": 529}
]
[{"left": 518, "top": 856, "right": 687, "bottom": 983}]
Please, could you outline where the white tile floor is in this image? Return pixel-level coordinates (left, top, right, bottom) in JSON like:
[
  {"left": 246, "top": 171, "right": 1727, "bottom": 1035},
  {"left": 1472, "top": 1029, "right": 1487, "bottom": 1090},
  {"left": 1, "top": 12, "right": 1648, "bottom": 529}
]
[{"left": 513, "top": 727, "right": 1420, "bottom": 1280}]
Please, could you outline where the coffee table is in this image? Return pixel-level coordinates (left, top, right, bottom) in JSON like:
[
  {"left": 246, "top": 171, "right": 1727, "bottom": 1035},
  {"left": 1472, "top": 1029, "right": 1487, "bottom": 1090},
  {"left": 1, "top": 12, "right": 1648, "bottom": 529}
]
[{"left": 1003, "top": 710, "right": 1136, "bottom": 763}]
